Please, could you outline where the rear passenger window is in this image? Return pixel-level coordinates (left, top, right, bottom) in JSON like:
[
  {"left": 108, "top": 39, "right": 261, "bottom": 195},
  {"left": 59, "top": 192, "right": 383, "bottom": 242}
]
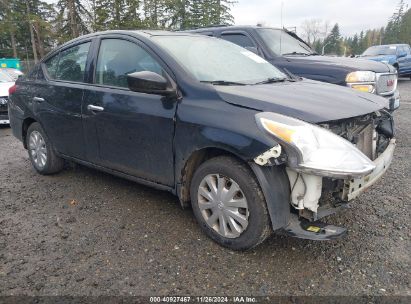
[
  {"left": 55, "top": 42, "right": 91, "bottom": 82},
  {"left": 221, "top": 33, "right": 255, "bottom": 48},
  {"left": 95, "top": 39, "right": 164, "bottom": 88},
  {"left": 45, "top": 54, "right": 60, "bottom": 79}
]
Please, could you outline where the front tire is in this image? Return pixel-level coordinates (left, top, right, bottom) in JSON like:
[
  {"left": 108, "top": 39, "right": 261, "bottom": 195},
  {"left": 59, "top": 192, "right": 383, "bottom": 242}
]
[
  {"left": 26, "top": 122, "right": 64, "bottom": 175},
  {"left": 190, "top": 156, "right": 271, "bottom": 250}
]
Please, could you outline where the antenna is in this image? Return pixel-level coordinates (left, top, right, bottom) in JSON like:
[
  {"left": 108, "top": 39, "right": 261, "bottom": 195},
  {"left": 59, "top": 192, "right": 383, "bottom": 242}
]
[{"left": 280, "top": 1, "right": 284, "bottom": 54}]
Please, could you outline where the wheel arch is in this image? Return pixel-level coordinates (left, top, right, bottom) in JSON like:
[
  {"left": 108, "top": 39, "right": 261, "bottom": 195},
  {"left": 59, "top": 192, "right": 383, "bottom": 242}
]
[
  {"left": 22, "top": 117, "right": 37, "bottom": 149},
  {"left": 176, "top": 147, "right": 245, "bottom": 207},
  {"left": 176, "top": 146, "right": 291, "bottom": 231},
  {"left": 393, "top": 62, "right": 399, "bottom": 71}
]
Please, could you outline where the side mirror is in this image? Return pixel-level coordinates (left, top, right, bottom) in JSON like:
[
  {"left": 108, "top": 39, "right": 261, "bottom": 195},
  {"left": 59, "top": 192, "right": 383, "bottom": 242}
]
[
  {"left": 245, "top": 46, "right": 259, "bottom": 55},
  {"left": 398, "top": 51, "right": 407, "bottom": 58},
  {"left": 127, "top": 71, "right": 175, "bottom": 96}
]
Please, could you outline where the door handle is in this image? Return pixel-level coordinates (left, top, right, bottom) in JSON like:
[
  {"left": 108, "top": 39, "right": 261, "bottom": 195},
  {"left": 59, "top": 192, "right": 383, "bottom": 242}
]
[
  {"left": 87, "top": 104, "right": 104, "bottom": 112},
  {"left": 33, "top": 97, "right": 45, "bottom": 103}
]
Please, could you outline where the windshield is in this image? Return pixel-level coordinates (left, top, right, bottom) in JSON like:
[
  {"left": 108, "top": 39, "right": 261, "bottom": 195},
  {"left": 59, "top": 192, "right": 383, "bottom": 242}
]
[
  {"left": 257, "top": 28, "right": 313, "bottom": 56},
  {"left": 0, "top": 70, "right": 13, "bottom": 83},
  {"left": 152, "top": 35, "right": 286, "bottom": 85},
  {"left": 362, "top": 46, "right": 397, "bottom": 56}
]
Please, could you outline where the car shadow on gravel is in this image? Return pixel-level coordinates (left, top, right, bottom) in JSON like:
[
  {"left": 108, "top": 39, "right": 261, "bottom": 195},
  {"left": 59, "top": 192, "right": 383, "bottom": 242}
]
[{"left": 60, "top": 161, "right": 350, "bottom": 257}]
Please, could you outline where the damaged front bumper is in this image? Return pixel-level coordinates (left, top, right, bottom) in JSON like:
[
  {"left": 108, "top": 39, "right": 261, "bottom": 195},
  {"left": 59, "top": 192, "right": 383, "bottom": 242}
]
[
  {"left": 342, "top": 138, "right": 396, "bottom": 201},
  {"left": 285, "top": 138, "right": 396, "bottom": 215},
  {"left": 252, "top": 137, "right": 396, "bottom": 240},
  {"left": 280, "top": 138, "right": 395, "bottom": 239}
]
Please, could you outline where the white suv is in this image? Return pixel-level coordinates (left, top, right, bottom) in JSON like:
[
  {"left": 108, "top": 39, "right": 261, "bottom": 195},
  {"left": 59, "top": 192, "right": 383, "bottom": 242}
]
[{"left": 0, "top": 70, "right": 15, "bottom": 125}]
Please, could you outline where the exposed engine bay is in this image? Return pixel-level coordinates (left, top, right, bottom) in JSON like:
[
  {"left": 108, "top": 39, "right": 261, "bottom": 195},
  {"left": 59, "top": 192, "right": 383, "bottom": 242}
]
[{"left": 322, "top": 110, "right": 394, "bottom": 160}]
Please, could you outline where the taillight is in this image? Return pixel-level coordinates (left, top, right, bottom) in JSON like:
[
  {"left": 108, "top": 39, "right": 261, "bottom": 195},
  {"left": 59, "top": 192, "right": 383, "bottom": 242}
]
[{"left": 9, "top": 84, "right": 17, "bottom": 95}]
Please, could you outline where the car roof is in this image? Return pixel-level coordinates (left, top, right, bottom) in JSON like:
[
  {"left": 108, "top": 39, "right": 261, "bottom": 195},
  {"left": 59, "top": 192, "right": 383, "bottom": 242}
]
[
  {"left": 186, "top": 25, "right": 282, "bottom": 32},
  {"left": 57, "top": 30, "right": 204, "bottom": 50},
  {"left": 41, "top": 30, "right": 208, "bottom": 62}
]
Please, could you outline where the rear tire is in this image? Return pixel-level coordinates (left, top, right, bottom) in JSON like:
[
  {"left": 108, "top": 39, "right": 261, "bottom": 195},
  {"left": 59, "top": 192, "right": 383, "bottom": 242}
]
[
  {"left": 190, "top": 156, "right": 271, "bottom": 250},
  {"left": 26, "top": 122, "right": 64, "bottom": 175}
]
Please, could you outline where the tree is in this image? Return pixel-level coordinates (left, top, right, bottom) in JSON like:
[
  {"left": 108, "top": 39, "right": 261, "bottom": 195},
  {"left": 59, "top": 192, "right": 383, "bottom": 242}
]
[
  {"left": 384, "top": 0, "right": 408, "bottom": 43},
  {"left": 164, "top": 0, "right": 192, "bottom": 30},
  {"left": 123, "top": 0, "right": 144, "bottom": 29},
  {"left": 301, "top": 19, "right": 322, "bottom": 45},
  {"left": 0, "top": 0, "right": 19, "bottom": 57},
  {"left": 143, "top": 0, "right": 168, "bottom": 28},
  {"left": 55, "top": 0, "right": 91, "bottom": 41},
  {"left": 0, "top": 0, "right": 55, "bottom": 62},
  {"left": 0, "top": 0, "right": 238, "bottom": 63},
  {"left": 398, "top": 7, "right": 411, "bottom": 44},
  {"left": 323, "top": 23, "right": 342, "bottom": 55},
  {"left": 344, "top": 1, "right": 410, "bottom": 56},
  {"left": 188, "top": 0, "right": 235, "bottom": 29},
  {"left": 211, "top": 0, "right": 236, "bottom": 25}
]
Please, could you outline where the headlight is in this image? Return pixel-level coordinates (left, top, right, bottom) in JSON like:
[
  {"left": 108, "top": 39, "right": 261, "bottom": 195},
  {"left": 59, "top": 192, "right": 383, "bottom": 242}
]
[
  {"left": 346, "top": 71, "right": 376, "bottom": 83},
  {"left": 346, "top": 71, "right": 376, "bottom": 94},
  {"left": 256, "top": 112, "right": 375, "bottom": 178}
]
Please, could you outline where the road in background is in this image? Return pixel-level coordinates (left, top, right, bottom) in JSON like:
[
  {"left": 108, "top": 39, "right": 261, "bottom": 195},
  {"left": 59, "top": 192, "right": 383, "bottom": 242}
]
[{"left": 0, "top": 80, "right": 410, "bottom": 296}]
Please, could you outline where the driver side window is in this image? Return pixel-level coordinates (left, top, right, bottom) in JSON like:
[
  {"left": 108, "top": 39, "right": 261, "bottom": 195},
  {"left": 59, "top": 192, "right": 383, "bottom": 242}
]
[{"left": 95, "top": 39, "right": 164, "bottom": 88}]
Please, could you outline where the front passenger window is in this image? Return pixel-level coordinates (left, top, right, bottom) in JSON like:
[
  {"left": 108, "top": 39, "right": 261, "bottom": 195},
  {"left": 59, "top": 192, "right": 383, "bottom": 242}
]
[
  {"left": 56, "top": 42, "right": 91, "bottom": 82},
  {"left": 95, "top": 39, "right": 164, "bottom": 88}
]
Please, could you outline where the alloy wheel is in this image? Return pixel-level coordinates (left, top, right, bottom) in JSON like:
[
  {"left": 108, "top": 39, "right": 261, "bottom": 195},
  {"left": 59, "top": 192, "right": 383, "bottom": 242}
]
[{"left": 28, "top": 131, "right": 47, "bottom": 169}]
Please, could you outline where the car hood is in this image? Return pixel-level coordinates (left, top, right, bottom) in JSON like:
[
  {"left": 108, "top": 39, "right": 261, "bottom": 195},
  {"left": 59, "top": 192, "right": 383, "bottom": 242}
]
[
  {"left": 215, "top": 79, "right": 388, "bottom": 123},
  {"left": 285, "top": 55, "right": 392, "bottom": 73},
  {"left": 360, "top": 55, "right": 397, "bottom": 62},
  {"left": 0, "top": 82, "right": 14, "bottom": 97}
]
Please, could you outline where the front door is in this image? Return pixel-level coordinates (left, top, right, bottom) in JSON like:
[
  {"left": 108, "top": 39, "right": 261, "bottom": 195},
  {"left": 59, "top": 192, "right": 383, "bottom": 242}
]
[
  {"left": 401, "top": 45, "right": 411, "bottom": 75},
  {"left": 82, "top": 37, "right": 177, "bottom": 186}
]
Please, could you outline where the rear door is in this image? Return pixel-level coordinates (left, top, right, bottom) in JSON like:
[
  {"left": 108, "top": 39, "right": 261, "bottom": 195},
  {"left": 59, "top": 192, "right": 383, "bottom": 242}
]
[
  {"left": 82, "top": 36, "right": 177, "bottom": 186},
  {"left": 34, "top": 41, "right": 92, "bottom": 160}
]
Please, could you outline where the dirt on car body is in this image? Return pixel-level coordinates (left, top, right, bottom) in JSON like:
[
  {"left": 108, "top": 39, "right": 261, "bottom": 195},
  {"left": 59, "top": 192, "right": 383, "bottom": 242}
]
[{"left": 0, "top": 80, "right": 410, "bottom": 297}]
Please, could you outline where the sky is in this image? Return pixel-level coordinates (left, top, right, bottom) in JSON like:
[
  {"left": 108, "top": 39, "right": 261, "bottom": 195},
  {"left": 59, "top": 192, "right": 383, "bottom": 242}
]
[
  {"left": 44, "top": 0, "right": 410, "bottom": 37},
  {"left": 232, "top": 0, "right": 411, "bottom": 37}
]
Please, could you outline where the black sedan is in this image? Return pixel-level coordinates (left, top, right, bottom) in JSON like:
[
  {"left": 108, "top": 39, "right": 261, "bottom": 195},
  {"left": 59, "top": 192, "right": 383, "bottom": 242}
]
[{"left": 8, "top": 31, "right": 396, "bottom": 250}]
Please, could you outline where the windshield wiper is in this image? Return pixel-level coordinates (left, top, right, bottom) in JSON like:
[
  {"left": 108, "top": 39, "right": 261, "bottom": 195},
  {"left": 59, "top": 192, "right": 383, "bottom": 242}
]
[
  {"left": 254, "top": 77, "right": 286, "bottom": 85},
  {"left": 200, "top": 80, "right": 247, "bottom": 86},
  {"left": 282, "top": 52, "right": 311, "bottom": 56}
]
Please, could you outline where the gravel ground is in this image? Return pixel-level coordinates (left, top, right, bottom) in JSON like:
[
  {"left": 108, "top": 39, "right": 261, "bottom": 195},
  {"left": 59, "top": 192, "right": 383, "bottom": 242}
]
[{"left": 0, "top": 80, "right": 410, "bottom": 298}]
